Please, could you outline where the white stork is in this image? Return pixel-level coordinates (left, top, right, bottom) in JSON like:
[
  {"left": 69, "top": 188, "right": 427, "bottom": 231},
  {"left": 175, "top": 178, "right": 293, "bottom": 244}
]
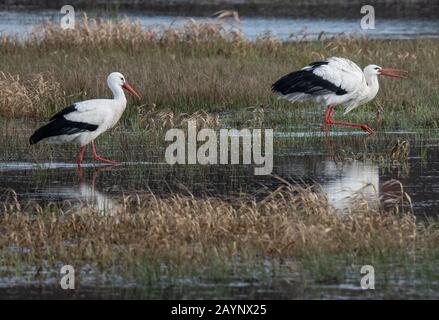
[
  {"left": 272, "top": 57, "right": 406, "bottom": 135},
  {"left": 29, "top": 72, "right": 140, "bottom": 166}
]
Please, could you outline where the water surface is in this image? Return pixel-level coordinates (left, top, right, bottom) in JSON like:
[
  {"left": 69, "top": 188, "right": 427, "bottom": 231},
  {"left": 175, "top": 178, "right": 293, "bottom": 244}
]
[
  {"left": 1, "top": 138, "right": 436, "bottom": 214},
  {"left": 1, "top": 10, "right": 439, "bottom": 40},
  {"left": 1, "top": 128, "right": 438, "bottom": 298}
]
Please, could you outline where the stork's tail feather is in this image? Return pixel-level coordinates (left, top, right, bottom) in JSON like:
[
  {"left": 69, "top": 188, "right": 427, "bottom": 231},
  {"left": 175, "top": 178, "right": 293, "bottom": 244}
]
[
  {"left": 29, "top": 121, "right": 59, "bottom": 145},
  {"left": 272, "top": 66, "right": 347, "bottom": 101},
  {"left": 29, "top": 118, "right": 98, "bottom": 145},
  {"left": 29, "top": 132, "right": 42, "bottom": 145}
]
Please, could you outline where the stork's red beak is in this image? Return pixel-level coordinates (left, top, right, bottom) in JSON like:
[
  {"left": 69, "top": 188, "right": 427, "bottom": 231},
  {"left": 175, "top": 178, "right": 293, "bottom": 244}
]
[
  {"left": 379, "top": 68, "right": 407, "bottom": 79},
  {"left": 122, "top": 83, "right": 141, "bottom": 98}
]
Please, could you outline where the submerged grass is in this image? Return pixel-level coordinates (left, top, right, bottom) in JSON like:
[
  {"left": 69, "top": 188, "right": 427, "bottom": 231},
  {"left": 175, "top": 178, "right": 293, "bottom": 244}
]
[{"left": 0, "top": 17, "right": 437, "bottom": 132}]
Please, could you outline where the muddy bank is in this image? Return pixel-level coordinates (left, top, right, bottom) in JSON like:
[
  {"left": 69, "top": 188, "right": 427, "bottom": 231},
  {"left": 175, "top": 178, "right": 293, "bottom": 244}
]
[{"left": 2, "top": 0, "right": 438, "bottom": 19}]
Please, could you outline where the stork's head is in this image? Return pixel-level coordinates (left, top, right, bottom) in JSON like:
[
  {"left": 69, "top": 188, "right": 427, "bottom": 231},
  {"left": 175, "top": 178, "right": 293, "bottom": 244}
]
[
  {"left": 364, "top": 65, "right": 407, "bottom": 79},
  {"left": 107, "top": 72, "right": 141, "bottom": 98}
]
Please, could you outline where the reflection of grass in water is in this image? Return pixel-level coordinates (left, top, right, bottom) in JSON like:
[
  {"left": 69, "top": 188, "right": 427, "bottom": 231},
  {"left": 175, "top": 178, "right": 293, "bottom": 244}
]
[
  {"left": 299, "top": 249, "right": 439, "bottom": 298},
  {"left": 300, "top": 253, "right": 347, "bottom": 285},
  {"left": 120, "top": 247, "right": 439, "bottom": 298},
  {"left": 129, "top": 256, "right": 283, "bottom": 299}
]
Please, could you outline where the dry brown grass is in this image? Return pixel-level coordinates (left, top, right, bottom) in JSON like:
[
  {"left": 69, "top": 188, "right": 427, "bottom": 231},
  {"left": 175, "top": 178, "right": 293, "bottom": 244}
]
[
  {"left": 27, "top": 15, "right": 249, "bottom": 51},
  {"left": 136, "top": 105, "right": 220, "bottom": 131},
  {"left": 0, "top": 184, "right": 427, "bottom": 274},
  {"left": 0, "top": 72, "right": 63, "bottom": 118},
  {"left": 0, "top": 16, "right": 437, "bottom": 130}
]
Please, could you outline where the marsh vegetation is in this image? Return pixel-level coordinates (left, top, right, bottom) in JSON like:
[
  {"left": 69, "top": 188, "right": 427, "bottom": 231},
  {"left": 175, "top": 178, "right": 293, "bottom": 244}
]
[{"left": 1, "top": 16, "right": 439, "bottom": 299}]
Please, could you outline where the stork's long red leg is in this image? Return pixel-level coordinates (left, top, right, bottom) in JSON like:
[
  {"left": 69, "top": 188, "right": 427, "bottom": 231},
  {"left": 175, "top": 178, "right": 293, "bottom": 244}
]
[
  {"left": 323, "top": 105, "right": 374, "bottom": 135},
  {"left": 76, "top": 146, "right": 86, "bottom": 166},
  {"left": 91, "top": 141, "right": 117, "bottom": 164},
  {"left": 329, "top": 120, "right": 374, "bottom": 135},
  {"left": 323, "top": 105, "right": 335, "bottom": 133}
]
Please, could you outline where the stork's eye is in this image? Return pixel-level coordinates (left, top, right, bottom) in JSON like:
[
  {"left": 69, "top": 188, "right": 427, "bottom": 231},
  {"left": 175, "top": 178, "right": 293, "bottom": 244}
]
[
  {"left": 374, "top": 67, "right": 380, "bottom": 70},
  {"left": 120, "top": 77, "right": 124, "bottom": 81}
]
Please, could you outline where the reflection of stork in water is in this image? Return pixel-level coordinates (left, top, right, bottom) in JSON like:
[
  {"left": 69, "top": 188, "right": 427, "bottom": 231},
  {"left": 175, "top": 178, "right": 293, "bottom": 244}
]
[
  {"left": 45, "top": 166, "right": 120, "bottom": 215},
  {"left": 321, "top": 160, "right": 380, "bottom": 211},
  {"left": 76, "top": 166, "right": 120, "bottom": 215},
  {"left": 322, "top": 160, "right": 411, "bottom": 212},
  {"left": 275, "top": 157, "right": 410, "bottom": 212}
]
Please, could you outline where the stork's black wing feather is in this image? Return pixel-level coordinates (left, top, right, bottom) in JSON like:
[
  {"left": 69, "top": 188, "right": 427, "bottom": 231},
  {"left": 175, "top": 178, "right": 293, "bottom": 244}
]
[
  {"left": 308, "top": 61, "right": 330, "bottom": 68},
  {"left": 29, "top": 117, "right": 98, "bottom": 145},
  {"left": 49, "top": 104, "right": 78, "bottom": 121},
  {"left": 272, "top": 61, "right": 348, "bottom": 96}
]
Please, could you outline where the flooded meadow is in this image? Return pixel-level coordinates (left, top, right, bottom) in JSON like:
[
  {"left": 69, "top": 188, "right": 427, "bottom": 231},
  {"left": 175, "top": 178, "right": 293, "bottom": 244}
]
[
  {"left": 2, "top": 115, "right": 439, "bottom": 299},
  {"left": 1, "top": 10, "right": 439, "bottom": 299}
]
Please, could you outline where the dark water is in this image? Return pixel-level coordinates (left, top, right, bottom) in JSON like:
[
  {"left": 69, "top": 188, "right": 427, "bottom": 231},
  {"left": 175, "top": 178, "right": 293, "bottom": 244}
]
[
  {"left": 2, "top": 279, "right": 433, "bottom": 300},
  {"left": 0, "top": 142, "right": 436, "bottom": 215}
]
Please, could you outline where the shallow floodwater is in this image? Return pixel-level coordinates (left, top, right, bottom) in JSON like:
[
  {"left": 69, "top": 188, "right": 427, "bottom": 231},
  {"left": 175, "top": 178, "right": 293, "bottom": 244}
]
[
  {"left": 1, "top": 127, "right": 439, "bottom": 298},
  {"left": 0, "top": 140, "right": 436, "bottom": 215},
  {"left": 1, "top": 10, "right": 439, "bottom": 40}
]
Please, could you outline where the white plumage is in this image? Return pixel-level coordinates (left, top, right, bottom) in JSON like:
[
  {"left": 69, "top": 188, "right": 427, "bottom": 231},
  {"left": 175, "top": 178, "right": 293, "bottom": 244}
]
[
  {"left": 30, "top": 72, "right": 140, "bottom": 165},
  {"left": 311, "top": 58, "right": 370, "bottom": 114},
  {"left": 272, "top": 57, "right": 406, "bottom": 134}
]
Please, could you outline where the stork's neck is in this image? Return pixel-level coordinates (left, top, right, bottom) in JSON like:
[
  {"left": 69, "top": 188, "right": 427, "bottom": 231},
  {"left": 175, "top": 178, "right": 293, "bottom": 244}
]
[
  {"left": 365, "top": 73, "right": 379, "bottom": 98},
  {"left": 108, "top": 82, "right": 127, "bottom": 102}
]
